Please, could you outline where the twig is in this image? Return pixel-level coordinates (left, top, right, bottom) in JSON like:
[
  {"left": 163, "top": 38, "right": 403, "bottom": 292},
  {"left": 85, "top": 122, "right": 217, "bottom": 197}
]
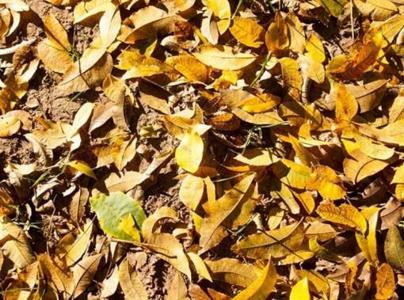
[
  {"left": 250, "top": 52, "right": 272, "bottom": 87},
  {"left": 350, "top": 0, "right": 355, "bottom": 41}
]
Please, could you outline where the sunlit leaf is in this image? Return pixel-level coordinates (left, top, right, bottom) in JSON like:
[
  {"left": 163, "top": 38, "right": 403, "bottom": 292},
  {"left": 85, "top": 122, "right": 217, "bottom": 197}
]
[{"left": 90, "top": 192, "right": 146, "bottom": 241}]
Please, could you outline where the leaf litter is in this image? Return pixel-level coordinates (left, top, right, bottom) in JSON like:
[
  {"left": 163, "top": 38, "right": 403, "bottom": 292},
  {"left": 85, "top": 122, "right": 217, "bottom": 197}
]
[{"left": 0, "top": 0, "right": 404, "bottom": 299}]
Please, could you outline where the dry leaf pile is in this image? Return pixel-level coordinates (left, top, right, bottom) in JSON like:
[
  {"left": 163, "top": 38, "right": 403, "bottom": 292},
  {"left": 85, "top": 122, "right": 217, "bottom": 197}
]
[{"left": 0, "top": 0, "right": 404, "bottom": 299}]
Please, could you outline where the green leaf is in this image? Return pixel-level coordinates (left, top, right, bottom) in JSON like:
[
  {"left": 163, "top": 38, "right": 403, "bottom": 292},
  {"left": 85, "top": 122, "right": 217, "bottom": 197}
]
[
  {"left": 90, "top": 192, "right": 146, "bottom": 241},
  {"left": 384, "top": 225, "right": 404, "bottom": 272},
  {"left": 319, "top": 0, "right": 347, "bottom": 17}
]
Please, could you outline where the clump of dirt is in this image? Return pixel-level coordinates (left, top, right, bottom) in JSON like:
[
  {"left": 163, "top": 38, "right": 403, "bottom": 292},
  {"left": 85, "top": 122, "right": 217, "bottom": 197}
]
[
  {"left": 27, "top": 0, "right": 73, "bottom": 30},
  {"left": 0, "top": 137, "right": 35, "bottom": 165}
]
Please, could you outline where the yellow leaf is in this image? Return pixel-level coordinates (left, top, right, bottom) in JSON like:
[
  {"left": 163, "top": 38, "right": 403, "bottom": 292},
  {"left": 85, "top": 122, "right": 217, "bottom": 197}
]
[
  {"left": 279, "top": 57, "right": 302, "bottom": 101},
  {"left": 280, "top": 251, "right": 314, "bottom": 265},
  {"left": 375, "top": 263, "right": 396, "bottom": 300},
  {"left": 299, "top": 54, "right": 325, "bottom": 84},
  {"left": 71, "top": 254, "right": 102, "bottom": 298},
  {"left": 233, "top": 261, "right": 277, "bottom": 300},
  {"left": 332, "top": 81, "right": 358, "bottom": 123},
  {"left": 232, "top": 222, "right": 304, "bottom": 259},
  {"left": 354, "top": 0, "right": 398, "bottom": 21},
  {"left": 265, "top": 12, "right": 289, "bottom": 55},
  {"left": 232, "top": 108, "right": 284, "bottom": 125},
  {"left": 59, "top": 37, "right": 108, "bottom": 93},
  {"left": 187, "top": 252, "right": 213, "bottom": 282},
  {"left": 343, "top": 150, "right": 390, "bottom": 183},
  {"left": 285, "top": 13, "right": 306, "bottom": 54},
  {"left": 166, "top": 54, "right": 210, "bottom": 82},
  {"left": 392, "top": 165, "right": 404, "bottom": 184},
  {"left": 239, "top": 93, "right": 281, "bottom": 113},
  {"left": 354, "top": 133, "right": 395, "bottom": 160},
  {"left": 317, "top": 202, "right": 367, "bottom": 233},
  {"left": 38, "top": 254, "right": 73, "bottom": 295},
  {"left": 193, "top": 45, "right": 257, "bottom": 70},
  {"left": 37, "top": 15, "right": 73, "bottom": 73},
  {"left": 73, "top": 0, "right": 112, "bottom": 24},
  {"left": 0, "top": 115, "right": 20, "bottom": 137},
  {"left": 118, "top": 214, "right": 141, "bottom": 242},
  {"left": 306, "top": 33, "right": 325, "bottom": 63},
  {"left": 141, "top": 206, "right": 177, "bottom": 241},
  {"left": 355, "top": 207, "right": 379, "bottom": 264},
  {"left": 307, "top": 165, "right": 346, "bottom": 201},
  {"left": 60, "top": 221, "right": 93, "bottom": 267},
  {"left": 139, "top": 90, "right": 171, "bottom": 115},
  {"left": 179, "top": 174, "right": 205, "bottom": 210},
  {"left": 203, "top": 0, "right": 231, "bottom": 34},
  {"left": 99, "top": 6, "right": 121, "bottom": 48},
  {"left": 205, "top": 258, "right": 259, "bottom": 287},
  {"left": 293, "top": 191, "right": 315, "bottom": 214},
  {"left": 117, "top": 48, "right": 175, "bottom": 80},
  {"left": 273, "top": 159, "right": 312, "bottom": 189},
  {"left": 147, "top": 233, "right": 192, "bottom": 279},
  {"left": 276, "top": 182, "right": 301, "bottom": 215},
  {"left": 175, "top": 131, "right": 204, "bottom": 173},
  {"left": 230, "top": 17, "right": 265, "bottom": 48},
  {"left": 66, "top": 160, "right": 97, "bottom": 179},
  {"left": 60, "top": 52, "right": 113, "bottom": 96},
  {"left": 0, "top": 222, "right": 35, "bottom": 268},
  {"left": 234, "top": 148, "right": 280, "bottom": 167},
  {"left": 327, "top": 30, "right": 383, "bottom": 80},
  {"left": 166, "top": 270, "right": 188, "bottom": 300},
  {"left": 102, "top": 74, "right": 127, "bottom": 103},
  {"left": 118, "top": 258, "right": 148, "bottom": 300},
  {"left": 290, "top": 277, "right": 311, "bottom": 300},
  {"left": 67, "top": 102, "right": 95, "bottom": 139},
  {"left": 295, "top": 269, "right": 330, "bottom": 295},
  {"left": 200, "top": 174, "right": 255, "bottom": 252}
]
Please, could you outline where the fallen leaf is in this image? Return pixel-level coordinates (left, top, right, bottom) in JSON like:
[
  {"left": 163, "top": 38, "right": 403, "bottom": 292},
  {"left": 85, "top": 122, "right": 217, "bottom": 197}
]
[
  {"left": 37, "top": 15, "right": 73, "bottom": 73},
  {"left": 179, "top": 174, "right": 205, "bottom": 210},
  {"left": 71, "top": 254, "right": 102, "bottom": 298},
  {"left": 290, "top": 277, "right": 311, "bottom": 300},
  {"left": 119, "top": 257, "right": 148, "bottom": 300},
  {"left": 317, "top": 202, "right": 367, "bottom": 233},
  {"left": 230, "top": 17, "right": 265, "bottom": 48},
  {"left": 90, "top": 192, "right": 146, "bottom": 241},
  {"left": 199, "top": 173, "right": 255, "bottom": 252},
  {"left": 375, "top": 263, "right": 396, "bottom": 300},
  {"left": 384, "top": 226, "right": 404, "bottom": 272},
  {"left": 193, "top": 46, "right": 257, "bottom": 70},
  {"left": 0, "top": 221, "right": 35, "bottom": 268},
  {"left": 175, "top": 130, "right": 205, "bottom": 173},
  {"left": 233, "top": 260, "right": 277, "bottom": 300},
  {"left": 265, "top": 12, "right": 289, "bottom": 55}
]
